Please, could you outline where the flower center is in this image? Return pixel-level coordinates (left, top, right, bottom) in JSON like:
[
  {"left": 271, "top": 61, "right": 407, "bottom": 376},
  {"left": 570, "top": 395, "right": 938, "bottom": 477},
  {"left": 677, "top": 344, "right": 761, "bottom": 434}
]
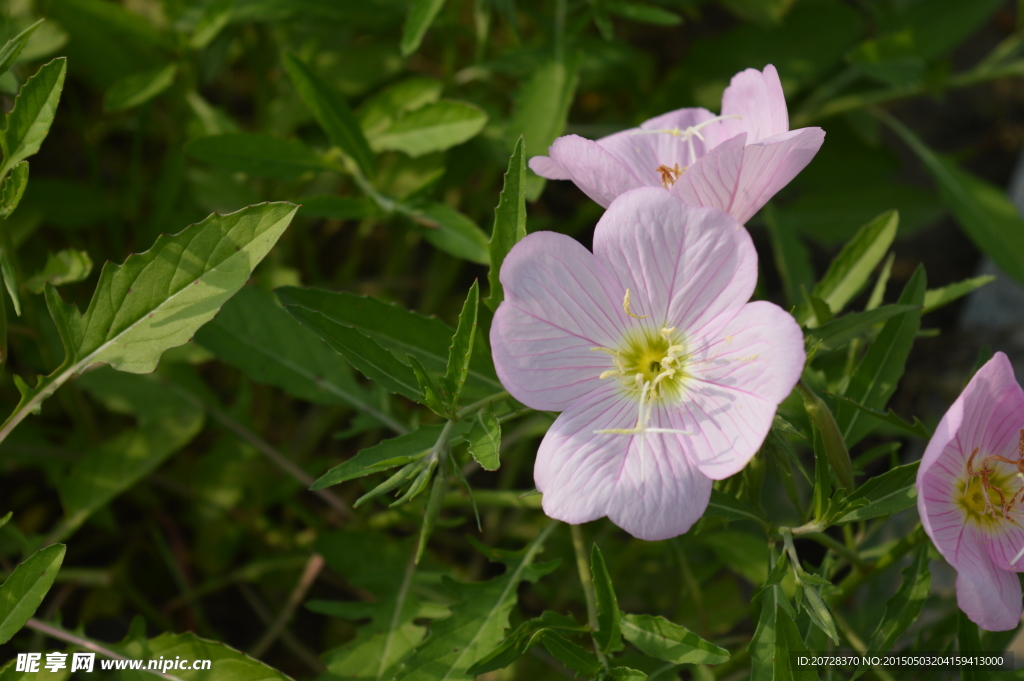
[
  {"left": 633, "top": 114, "right": 743, "bottom": 173},
  {"left": 960, "top": 436, "right": 1024, "bottom": 526}
]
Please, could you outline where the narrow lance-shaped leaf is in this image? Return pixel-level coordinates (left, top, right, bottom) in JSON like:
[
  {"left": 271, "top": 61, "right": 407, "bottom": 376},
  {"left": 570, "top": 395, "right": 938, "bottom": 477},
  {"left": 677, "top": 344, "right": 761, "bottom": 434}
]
[
  {"left": 409, "top": 354, "right": 448, "bottom": 415},
  {"left": 764, "top": 206, "right": 815, "bottom": 309},
  {"left": 443, "top": 280, "right": 479, "bottom": 406},
  {"left": 486, "top": 136, "right": 527, "bottom": 312},
  {"left": 467, "top": 611, "right": 586, "bottom": 675},
  {"left": 369, "top": 100, "right": 487, "bottom": 157},
  {"left": 0, "top": 202, "right": 297, "bottom": 445},
  {"left": 0, "top": 161, "right": 28, "bottom": 220},
  {"left": 0, "top": 57, "right": 67, "bottom": 178},
  {"left": 186, "top": 132, "right": 331, "bottom": 179},
  {"left": 773, "top": 606, "right": 819, "bottom": 681},
  {"left": 923, "top": 275, "right": 994, "bottom": 314},
  {"left": 620, "top": 614, "right": 729, "bottom": 665},
  {"left": 797, "top": 383, "right": 854, "bottom": 492},
  {"left": 813, "top": 210, "right": 898, "bottom": 316},
  {"left": 104, "top": 63, "right": 179, "bottom": 112},
  {"left": 406, "top": 203, "right": 490, "bottom": 265},
  {"left": 801, "top": 584, "right": 838, "bottom": 644},
  {"left": 805, "top": 304, "right": 918, "bottom": 352},
  {"left": 401, "top": 0, "right": 447, "bottom": 56},
  {"left": 868, "top": 541, "right": 931, "bottom": 653},
  {"left": 466, "top": 407, "right": 500, "bottom": 471},
  {"left": 0, "top": 19, "right": 44, "bottom": 76},
  {"left": 113, "top": 630, "right": 292, "bottom": 681},
  {"left": 591, "top": 544, "right": 623, "bottom": 655},
  {"left": 24, "top": 249, "right": 93, "bottom": 293},
  {"left": 0, "top": 544, "right": 65, "bottom": 644},
  {"left": 839, "top": 461, "right": 920, "bottom": 523},
  {"left": 282, "top": 52, "right": 375, "bottom": 177},
  {"left": 0, "top": 248, "right": 20, "bottom": 317},
  {"left": 416, "top": 450, "right": 447, "bottom": 564},
  {"left": 537, "top": 631, "right": 602, "bottom": 677}
]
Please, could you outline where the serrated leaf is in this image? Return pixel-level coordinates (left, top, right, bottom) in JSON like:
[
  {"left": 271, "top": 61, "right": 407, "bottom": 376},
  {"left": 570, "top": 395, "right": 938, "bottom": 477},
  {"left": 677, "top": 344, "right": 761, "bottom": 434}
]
[
  {"left": 486, "top": 137, "right": 526, "bottom": 312},
  {"left": 407, "top": 202, "right": 490, "bottom": 264},
  {"left": 591, "top": 544, "right": 622, "bottom": 655},
  {"left": 923, "top": 275, "right": 994, "bottom": 314},
  {"left": 0, "top": 544, "right": 65, "bottom": 644},
  {"left": 466, "top": 612, "right": 585, "bottom": 675},
  {"left": 275, "top": 287, "right": 501, "bottom": 400},
  {"left": 115, "top": 631, "right": 292, "bottom": 681},
  {"left": 0, "top": 20, "right": 44, "bottom": 76},
  {"left": 282, "top": 53, "right": 375, "bottom": 177},
  {"left": 0, "top": 161, "right": 28, "bottom": 219},
  {"left": 620, "top": 614, "right": 729, "bottom": 665},
  {"left": 868, "top": 542, "right": 930, "bottom": 653},
  {"left": 312, "top": 423, "right": 452, "bottom": 489},
  {"left": 537, "top": 630, "right": 602, "bottom": 677},
  {"left": 836, "top": 266, "right": 925, "bottom": 446},
  {"left": 409, "top": 355, "right": 448, "bottom": 414},
  {"left": 805, "top": 304, "right": 917, "bottom": 352},
  {"left": 838, "top": 461, "right": 919, "bottom": 522},
  {"left": 0, "top": 203, "right": 295, "bottom": 443},
  {"left": 103, "top": 63, "right": 178, "bottom": 112},
  {"left": 395, "top": 524, "right": 559, "bottom": 681},
  {"left": 0, "top": 57, "right": 67, "bottom": 178},
  {"left": 24, "top": 249, "right": 93, "bottom": 293},
  {"left": 186, "top": 133, "right": 330, "bottom": 179},
  {"left": 193, "top": 287, "right": 401, "bottom": 431},
  {"left": 466, "top": 407, "right": 500, "bottom": 471},
  {"left": 814, "top": 210, "right": 898, "bottom": 315},
  {"left": 443, "top": 280, "right": 479, "bottom": 405},
  {"left": 401, "top": 0, "right": 447, "bottom": 56},
  {"left": 359, "top": 78, "right": 443, "bottom": 137},
  {"left": 369, "top": 100, "right": 487, "bottom": 157},
  {"left": 773, "top": 605, "right": 819, "bottom": 681},
  {"left": 355, "top": 459, "right": 430, "bottom": 509}
]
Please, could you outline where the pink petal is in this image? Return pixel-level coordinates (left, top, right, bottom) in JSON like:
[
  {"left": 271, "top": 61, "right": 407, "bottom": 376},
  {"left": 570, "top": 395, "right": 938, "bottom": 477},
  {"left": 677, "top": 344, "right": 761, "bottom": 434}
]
[
  {"left": 720, "top": 64, "right": 789, "bottom": 143},
  {"left": 954, "top": 524, "right": 1023, "bottom": 631},
  {"left": 672, "top": 127, "right": 826, "bottom": 225},
  {"left": 534, "top": 382, "right": 713, "bottom": 540},
  {"left": 662, "top": 301, "right": 804, "bottom": 480},
  {"left": 591, "top": 188, "right": 757, "bottom": 339},
  {"left": 491, "top": 231, "right": 629, "bottom": 411},
  {"left": 955, "top": 352, "right": 1024, "bottom": 466},
  {"left": 640, "top": 107, "right": 738, "bottom": 154},
  {"left": 528, "top": 155, "right": 572, "bottom": 180},
  {"left": 548, "top": 135, "right": 646, "bottom": 208}
]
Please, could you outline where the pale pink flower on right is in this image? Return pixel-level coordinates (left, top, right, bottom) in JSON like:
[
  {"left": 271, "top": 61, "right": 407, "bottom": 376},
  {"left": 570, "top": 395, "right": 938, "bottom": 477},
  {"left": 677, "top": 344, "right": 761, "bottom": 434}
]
[
  {"left": 529, "top": 64, "right": 824, "bottom": 224},
  {"left": 917, "top": 351, "right": 1024, "bottom": 631}
]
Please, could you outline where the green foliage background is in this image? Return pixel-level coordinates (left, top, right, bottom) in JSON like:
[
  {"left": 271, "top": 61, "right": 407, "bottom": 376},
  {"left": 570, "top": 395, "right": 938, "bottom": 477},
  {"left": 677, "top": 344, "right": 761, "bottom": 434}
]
[{"left": 1, "top": 0, "right": 1024, "bottom": 679}]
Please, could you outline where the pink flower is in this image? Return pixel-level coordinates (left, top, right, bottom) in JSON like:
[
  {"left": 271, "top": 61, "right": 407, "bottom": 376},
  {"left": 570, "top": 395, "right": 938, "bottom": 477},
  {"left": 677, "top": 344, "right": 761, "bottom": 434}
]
[
  {"left": 529, "top": 65, "right": 825, "bottom": 224},
  {"left": 918, "top": 351, "right": 1024, "bottom": 631},
  {"left": 489, "top": 188, "right": 804, "bottom": 540}
]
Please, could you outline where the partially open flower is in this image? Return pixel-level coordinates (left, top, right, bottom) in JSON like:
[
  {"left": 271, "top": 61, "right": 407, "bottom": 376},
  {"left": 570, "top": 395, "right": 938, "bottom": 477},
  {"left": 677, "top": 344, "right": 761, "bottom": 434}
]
[
  {"left": 490, "top": 188, "right": 804, "bottom": 540},
  {"left": 918, "top": 352, "right": 1024, "bottom": 631},
  {"left": 529, "top": 65, "right": 825, "bottom": 224}
]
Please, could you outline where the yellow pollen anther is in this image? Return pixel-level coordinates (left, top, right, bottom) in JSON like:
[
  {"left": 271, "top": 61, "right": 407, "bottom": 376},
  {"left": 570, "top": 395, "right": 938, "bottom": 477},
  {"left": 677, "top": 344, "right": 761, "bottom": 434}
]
[
  {"left": 623, "top": 289, "right": 648, "bottom": 319},
  {"left": 657, "top": 164, "right": 686, "bottom": 188}
]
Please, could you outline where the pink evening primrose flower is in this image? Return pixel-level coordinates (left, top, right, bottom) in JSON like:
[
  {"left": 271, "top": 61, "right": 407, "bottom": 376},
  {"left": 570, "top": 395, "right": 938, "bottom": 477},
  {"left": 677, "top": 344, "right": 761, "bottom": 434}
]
[
  {"left": 917, "top": 351, "right": 1024, "bottom": 631},
  {"left": 529, "top": 64, "right": 825, "bottom": 224},
  {"left": 490, "top": 188, "right": 805, "bottom": 540}
]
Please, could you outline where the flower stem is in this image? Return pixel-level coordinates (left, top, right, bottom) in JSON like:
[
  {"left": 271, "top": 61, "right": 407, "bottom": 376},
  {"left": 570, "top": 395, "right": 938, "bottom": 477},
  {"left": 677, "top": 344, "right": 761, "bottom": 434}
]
[
  {"left": 569, "top": 524, "right": 609, "bottom": 669},
  {"left": 829, "top": 525, "right": 924, "bottom": 606}
]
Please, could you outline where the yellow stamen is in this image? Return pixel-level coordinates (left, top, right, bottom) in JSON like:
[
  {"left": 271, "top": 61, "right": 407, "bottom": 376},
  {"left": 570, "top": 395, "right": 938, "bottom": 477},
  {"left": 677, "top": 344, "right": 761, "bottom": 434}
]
[{"left": 623, "top": 289, "right": 648, "bottom": 319}]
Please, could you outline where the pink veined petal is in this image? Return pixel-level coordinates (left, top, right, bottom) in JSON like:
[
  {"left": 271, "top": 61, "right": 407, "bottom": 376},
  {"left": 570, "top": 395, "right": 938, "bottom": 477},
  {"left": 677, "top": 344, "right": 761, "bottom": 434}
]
[
  {"left": 662, "top": 301, "right": 804, "bottom": 480},
  {"left": 720, "top": 64, "right": 789, "bottom": 142},
  {"left": 548, "top": 135, "right": 647, "bottom": 208},
  {"left": 492, "top": 231, "right": 629, "bottom": 411},
  {"left": 728, "top": 128, "right": 826, "bottom": 224},
  {"left": 592, "top": 188, "right": 757, "bottom": 337},
  {"left": 534, "top": 381, "right": 713, "bottom": 540},
  {"left": 953, "top": 524, "right": 1023, "bottom": 631},
  {"left": 955, "top": 352, "right": 1024, "bottom": 465},
  {"left": 590, "top": 127, "right": 665, "bottom": 189},
  {"left": 670, "top": 134, "right": 746, "bottom": 217},
  {"left": 986, "top": 516, "right": 1024, "bottom": 572},
  {"left": 529, "top": 155, "right": 572, "bottom": 180}
]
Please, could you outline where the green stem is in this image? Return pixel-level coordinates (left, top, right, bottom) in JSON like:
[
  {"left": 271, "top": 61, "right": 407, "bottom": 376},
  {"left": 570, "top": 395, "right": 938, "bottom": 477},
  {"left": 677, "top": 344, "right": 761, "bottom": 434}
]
[
  {"left": 833, "top": 610, "right": 898, "bottom": 681},
  {"left": 828, "top": 525, "right": 924, "bottom": 606},
  {"left": 455, "top": 390, "right": 510, "bottom": 419},
  {"left": 569, "top": 524, "right": 609, "bottom": 670}
]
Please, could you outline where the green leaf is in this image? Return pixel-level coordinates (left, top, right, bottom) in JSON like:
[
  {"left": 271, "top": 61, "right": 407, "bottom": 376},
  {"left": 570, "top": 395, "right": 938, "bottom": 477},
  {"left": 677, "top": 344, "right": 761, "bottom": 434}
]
[
  {"left": 0, "top": 20, "right": 44, "bottom": 76},
  {"left": 509, "top": 58, "right": 579, "bottom": 194},
  {"left": 24, "top": 249, "right": 93, "bottom": 293},
  {"left": 868, "top": 542, "right": 930, "bottom": 653},
  {"left": 114, "top": 630, "right": 291, "bottom": 681},
  {"left": 0, "top": 57, "right": 67, "bottom": 178},
  {"left": 0, "top": 544, "right": 65, "bottom": 644},
  {"left": 407, "top": 202, "right": 490, "bottom": 265},
  {"left": 296, "top": 195, "right": 371, "bottom": 220},
  {"left": 838, "top": 461, "right": 919, "bottom": 522},
  {"left": 805, "top": 304, "right": 918, "bottom": 352},
  {"left": 313, "top": 423, "right": 456, "bottom": 489},
  {"left": 700, "top": 531, "right": 769, "bottom": 586},
  {"left": 486, "top": 137, "right": 527, "bottom": 312},
  {"left": 0, "top": 248, "right": 20, "bottom": 317},
  {"left": 275, "top": 287, "right": 501, "bottom": 400},
  {"left": 401, "top": 0, "right": 447, "bottom": 56},
  {"left": 103, "top": 63, "right": 178, "bottom": 112},
  {"left": 765, "top": 207, "right": 815, "bottom": 308},
  {"left": 801, "top": 584, "right": 838, "bottom": 643},
  {"left": 466, "top": 407, "right": 500, "bottom": 471},
  {"left": 836, "top": 265, "right": 925, "bottom": 446},
  {"left": 537, "top": 630, "right": 602, "bottom": 677},
  {"left": 0, "top": 160, "right": 28, "bottom": 219},
  {"left": 923, "top": 275, "right": 995, "bottom": 314},
  {"left": 395, "top": 523, "right": 559, "bottom": 681},
  {"left": 190, "top": 0, "right": 233, "bottom": 50},
  {"left": 606, "top": 1, "right": 682, "bottom": 25},
  {"left": 749, "top": 576, "right": 785, "bottom": 681},
  {"left": 798, "top": 384, "right": 854, "bottom": 492},
  {"left": 957, "top": 612, "right": 985, "bottom": 681},
  {"left": 443, "top": 280, "right": 479, "bottom": 405},
  {"left": 883, "top": 114, "right": 1024, "bottom": 287},
  {"left": 194, "top": 287, "right": 402, "bottom": 431},
  {"left": 186, "top": 133, "right": 330, "bottom": 179},
  {"left": 802, "top": 288, "right": 832, "bottom": 327},
  {"left": 416, "top": 454, "right": 447, "bottom": 563},
  {"left": 591, "top": 544, "right": 622, "bottom": 655},
  {"left": 281, "top": 53, "right": 375, "bottom": 177},
  {"left": 829, "top": 395, "right": 931, "bottom": 440},
  {"left": 276, "top": 299, "right": 421, "bottom": 402},
  {"left": 814, "top": 210, "right": 898, "bottom": 314},
  {"left": 409, "top": 354, "right": 448, "bottom": 414},
  {"left": 608, "top": 668, "right": 647, "bottom": 681},
  {"left": 705, "top": 489, "right": 766, "bottom": 527},
  {"left": 773, "top": 605, "right": 819, "bottom": 681},
  {"left": 0, "top": 203, "right": 296, "bottom": 443},
  {"left": 466, "top": 612, "right": 586, "bottom": 675},
  {"left": 359, "top": 78, "right": 443, "bottom": 137},
  {"left": 620, "top": 614, "right": 729, "bottom": 665},
  {"left": 369, "top": 100, "right": 487, "bottom": 157}
]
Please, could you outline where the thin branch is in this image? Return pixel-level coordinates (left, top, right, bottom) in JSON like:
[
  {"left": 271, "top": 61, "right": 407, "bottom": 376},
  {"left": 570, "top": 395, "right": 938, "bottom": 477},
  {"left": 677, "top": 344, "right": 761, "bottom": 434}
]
[
  {"left": 238, "top": 584, "right": 327, "bottom": 674},
  {"left": 249, "top": 553, "right": 325, "bottom": 658}
]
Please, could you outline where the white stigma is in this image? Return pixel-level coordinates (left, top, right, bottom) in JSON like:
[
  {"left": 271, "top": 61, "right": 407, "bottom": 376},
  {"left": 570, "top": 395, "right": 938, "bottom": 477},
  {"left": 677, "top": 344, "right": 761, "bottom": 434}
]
[{"left": 633, "top": 114, "right": 742, "bottom": 165}]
